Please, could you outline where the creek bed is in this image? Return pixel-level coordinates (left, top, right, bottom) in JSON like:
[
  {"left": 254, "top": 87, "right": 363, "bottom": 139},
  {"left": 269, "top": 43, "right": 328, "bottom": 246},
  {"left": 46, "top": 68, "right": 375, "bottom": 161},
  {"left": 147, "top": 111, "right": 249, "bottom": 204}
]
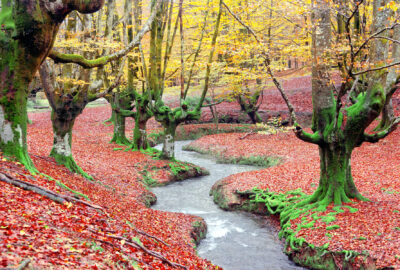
[{"left": 152, "top": 141, "right": 304, "bottom": 270}]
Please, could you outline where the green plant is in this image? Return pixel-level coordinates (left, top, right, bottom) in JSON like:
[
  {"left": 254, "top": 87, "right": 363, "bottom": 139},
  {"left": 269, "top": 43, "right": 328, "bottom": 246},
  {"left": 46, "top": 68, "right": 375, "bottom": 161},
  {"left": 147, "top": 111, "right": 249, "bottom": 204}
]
[{"left": 141, "top": 172, "right": 158, "bottom": 187}]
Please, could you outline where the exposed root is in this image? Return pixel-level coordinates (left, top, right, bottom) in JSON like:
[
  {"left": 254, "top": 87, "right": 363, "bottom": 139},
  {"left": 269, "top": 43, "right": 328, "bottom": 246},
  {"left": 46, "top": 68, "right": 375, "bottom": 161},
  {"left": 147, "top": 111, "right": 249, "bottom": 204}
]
[
  {"left": 109, "top": 135, "right": 131, "bottom": 146},
  {"left": 15, "top": 258, "right": 31, "bottom": 270},
  {"left": 51, "top": 153, "right": 94, "bottom": 181},
  {"left": 0, "top": 172, "right": 103, "bottom": 211},
  {"left": 89, "top": 229, "right": 187, "bottom": 269}
]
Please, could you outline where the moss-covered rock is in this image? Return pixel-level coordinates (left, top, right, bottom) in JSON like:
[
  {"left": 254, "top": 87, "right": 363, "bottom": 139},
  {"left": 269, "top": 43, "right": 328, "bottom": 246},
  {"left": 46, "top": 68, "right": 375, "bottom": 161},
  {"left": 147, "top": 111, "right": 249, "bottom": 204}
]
[{"left": 190, "top": 219, "right": 208, "bottom": 247}]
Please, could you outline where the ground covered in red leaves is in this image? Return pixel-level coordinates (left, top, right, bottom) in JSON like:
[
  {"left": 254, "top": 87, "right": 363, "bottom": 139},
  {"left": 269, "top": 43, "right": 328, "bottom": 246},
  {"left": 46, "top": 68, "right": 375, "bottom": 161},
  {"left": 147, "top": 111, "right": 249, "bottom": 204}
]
[
  {"left": 3, "top": 72, "right": 400, "bottom": 269},
  {"left": 186, "top": 129, "right": 400, "bottom": 268},
  {"left": 1, "top": 106, "right": 220, "bottom": 269}
]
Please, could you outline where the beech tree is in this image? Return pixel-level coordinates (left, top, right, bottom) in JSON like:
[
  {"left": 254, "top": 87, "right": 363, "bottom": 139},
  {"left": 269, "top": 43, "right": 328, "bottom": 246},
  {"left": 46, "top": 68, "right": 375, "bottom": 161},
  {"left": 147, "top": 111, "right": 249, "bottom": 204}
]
[
  {"left": 291, "top": 0, "right": 400, "bottom": 207},
  {"left": 0, "top": 0, "right": 105, "bottom": 172},
  {"left": 39, "top": 59, "right": 121, "bottom": 179},
  {"left": 151, "top": 0, "right": 223, "bottom": 159},
  {"left": 223, "top": 0, "right": 400, "bottom": 207}
]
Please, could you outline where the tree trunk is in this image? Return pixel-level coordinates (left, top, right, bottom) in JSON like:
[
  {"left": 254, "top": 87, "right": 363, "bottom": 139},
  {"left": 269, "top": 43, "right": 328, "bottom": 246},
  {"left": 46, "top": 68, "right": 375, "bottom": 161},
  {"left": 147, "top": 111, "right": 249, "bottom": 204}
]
[
  {"left": 50, "top": 111, "right": 93, "bottom": 180},
  {"left": 161, "top": 123, "right": 177, "bottom": 159},
  {"left": 103, "top": 108, "right": 116, "bottom": 125},
  {"left": 376, "top": 98, "right": 394, "bottom": 130},
  {"left": 0, "top": 1, "right": 104, "bottom": 172},
  {"left": 376, "top": 5, "right": 399, "bottom": 130},
  {"left": 247, "top": 111, "right": 262, "bottom": 124},
  {"left": 305, "top": 145, "right": 365, "bottom": 209},
  {"left": 110, "top": 110, "right": 130, "bottom": 145},
  {"left": 133, "top": 116, "right": 149, "bottom": 150},
  {"left": 0, "top": 95, "right": 36, "bottom": 173}
]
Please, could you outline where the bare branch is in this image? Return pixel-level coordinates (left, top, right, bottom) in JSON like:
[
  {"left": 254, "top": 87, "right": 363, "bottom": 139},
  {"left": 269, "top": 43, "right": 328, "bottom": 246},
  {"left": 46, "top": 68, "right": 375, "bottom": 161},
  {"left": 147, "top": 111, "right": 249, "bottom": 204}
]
[
  {"left": 196, "top": 0, "right": 223, "bottom": 111},
  {"left": 373, "top": 35, "right": 400, "bottom": 45},
  {"left": 354, "top": 23, "right": 400, "bottom": 57},
  {"left": 201, "top": 99, "right": 224, "bottom": 107},
  {"left": 89, "top": 229, "right": 187, "bottom": 269},
  {"left": 353, "top": 60, "right": 400, "bottom": 76},
  {"left": 48, "top": 0, "right": 162, "bottom": 68},
  {"left": 221, "top": 0, "right": 298, "bottom": 125},
  {"left": 184, "top": 0, "right": 210, "bottom": 99},
  {"left": 0, "top": 172, "right": 103, "bottom": 211},
  {"left": 221, "top": 1, "right": 261, "bottom": 44}
]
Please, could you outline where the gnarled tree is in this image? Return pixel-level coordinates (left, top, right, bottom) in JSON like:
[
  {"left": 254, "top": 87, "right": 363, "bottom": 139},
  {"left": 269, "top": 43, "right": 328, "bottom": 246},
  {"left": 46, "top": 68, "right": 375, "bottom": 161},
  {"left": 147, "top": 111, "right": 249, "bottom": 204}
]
[
  {"left": 0, "top": 0, "right": 104, "bottom": 172},
  {"left": 151, "top": 0, "right": 222, "bottom": 159},
  {"left": 223, "top": 0, "right": 400, "bottom": 208}
]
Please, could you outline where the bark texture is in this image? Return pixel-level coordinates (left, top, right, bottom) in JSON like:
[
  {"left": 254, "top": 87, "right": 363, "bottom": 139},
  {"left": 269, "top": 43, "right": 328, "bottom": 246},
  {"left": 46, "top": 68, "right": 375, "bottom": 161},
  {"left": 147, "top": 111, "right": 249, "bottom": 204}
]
[
  {"left": 301, "top": 0, "right": 389, "bottom": 207},
  {"left": 0, "top": 0, "right": 104, "bottom": 172}
]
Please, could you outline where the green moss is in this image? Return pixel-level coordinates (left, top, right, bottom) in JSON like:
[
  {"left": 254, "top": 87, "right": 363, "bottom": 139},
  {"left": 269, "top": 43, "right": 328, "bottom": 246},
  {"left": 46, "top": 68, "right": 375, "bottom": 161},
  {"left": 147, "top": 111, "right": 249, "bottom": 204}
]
[
  {"left": 326, "top": 225, "right": 340, "bottom": 230},
  {"left": 50, "top": 51, "right": 110, "bottom": 68},
  {"left": 40, "top": 173, "right": 90, "bottom": 201},
  {"left": 141, "top": 172, "right": 158, "bottom": 187},
  {"left": 50, "top": 151, "right": 93, "bottom": 181},
  {"left": 168, "top": 162, "right": 189, "bottom": 176},
  {"left": 184, "top": 145, "right": 281, "bottom": 168}
]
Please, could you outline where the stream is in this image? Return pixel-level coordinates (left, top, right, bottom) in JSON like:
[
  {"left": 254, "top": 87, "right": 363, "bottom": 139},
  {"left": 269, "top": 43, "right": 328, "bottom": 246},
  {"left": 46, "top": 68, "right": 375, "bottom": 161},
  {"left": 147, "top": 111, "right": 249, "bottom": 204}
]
[{"left": 152, "top": 141, "right": 304, "bottom": 270}]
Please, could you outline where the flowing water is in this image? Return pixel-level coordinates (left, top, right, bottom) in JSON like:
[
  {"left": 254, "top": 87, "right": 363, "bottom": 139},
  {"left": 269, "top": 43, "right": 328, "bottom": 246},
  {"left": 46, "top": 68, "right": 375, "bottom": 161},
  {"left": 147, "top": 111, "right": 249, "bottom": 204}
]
[{"left": 152, "top": 141, "right": 304, "bottom": 270}]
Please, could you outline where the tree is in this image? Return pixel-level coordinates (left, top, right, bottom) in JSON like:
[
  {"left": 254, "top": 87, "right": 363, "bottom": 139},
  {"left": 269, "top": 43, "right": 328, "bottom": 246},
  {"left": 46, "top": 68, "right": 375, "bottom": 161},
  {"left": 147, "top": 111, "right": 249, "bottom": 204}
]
[
  {"left": 0, "top": 0, "right": 105, "bottom": 172},
  {"left": 39, "top": 59, "right": 121, "bottom": 179},
  {"left": 222, "top": 0, "right": 400, "bottom": 208},
  {"left": 293, "top": 0, "right": 400, "bottom": 207},
  {"left": 37, "top": 2, "right": 126, "bottom": 179},
  {"left": 151, "top": 0, "right": 223, "bottom": 159}
]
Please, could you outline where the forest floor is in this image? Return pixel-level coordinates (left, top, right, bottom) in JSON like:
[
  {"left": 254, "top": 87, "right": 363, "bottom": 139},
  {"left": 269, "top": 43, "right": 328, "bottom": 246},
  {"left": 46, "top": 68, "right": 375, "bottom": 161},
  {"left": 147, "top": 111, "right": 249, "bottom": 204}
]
[{"left": 1, "top": 74, "right": 400, "bottom": 269}]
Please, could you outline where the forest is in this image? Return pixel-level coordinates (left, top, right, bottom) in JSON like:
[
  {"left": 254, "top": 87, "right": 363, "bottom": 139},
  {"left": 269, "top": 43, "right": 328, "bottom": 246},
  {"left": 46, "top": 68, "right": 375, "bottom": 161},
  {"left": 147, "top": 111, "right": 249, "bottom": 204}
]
[{"left": 0, "top": 0, "right": 400, "bottom": 269}]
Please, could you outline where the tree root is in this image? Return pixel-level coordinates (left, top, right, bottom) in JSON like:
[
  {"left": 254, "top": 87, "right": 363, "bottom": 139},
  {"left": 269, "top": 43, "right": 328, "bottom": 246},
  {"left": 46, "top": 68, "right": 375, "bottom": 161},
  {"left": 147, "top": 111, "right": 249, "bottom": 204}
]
[
  {"left": 133, "top": 227, "right": 170, "bottom": 247},
  {"left": 239, "top": 131, "right": 257, "bottom": 140},
  {"left": 0, "top": 172, "right": 103, "bottom": 211},
  {"left": 87, "top": 237, "right": 147, "bottom": 267},
  {"left": 50, "top": 153, "right": 94, "bottom": 181},
  {"left": 89, "top": 229, "right": 187, "bottom": 269},
  {"left": 109, "top": 135, "right": 131, "bottom": 146},
  {"left": 15, "top": 258, "right": 31, "bottom": 270}
]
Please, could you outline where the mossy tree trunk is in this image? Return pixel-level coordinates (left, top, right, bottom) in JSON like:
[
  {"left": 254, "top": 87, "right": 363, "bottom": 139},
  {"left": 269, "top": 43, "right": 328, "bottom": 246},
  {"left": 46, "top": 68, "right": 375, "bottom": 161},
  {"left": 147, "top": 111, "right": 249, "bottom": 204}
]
[
  {"left": 161, "top": 122, "right": 177, "bottom": 160},
  {"left": 154, "top": 100, "right": 201, "bottom": 159},
  {"left": 238, "top": 93, "right": 263, "bottom": 124},
  {"left": 132, "top": 108, "right": 151, "bottom": 150},
  {"left": 0, "top": 87, "right": 34, "bottom": 171},
  {"left": 111, "top": 110, "right": 130, "bottom": 145},
  {"left": 50, "top": 110, "right": 93, "bottom": 180},
  {"left": 0, "top": 0, "right": 104, "bottom": 172},
  {"left": 40, "top": 59, "right": 114, "bottom": 180},
  {"left": 109, "top": 91, "right": 132, "bottom": 146},
  {"left": 294, "top": 0, "right": 396, "bottom": 208}
]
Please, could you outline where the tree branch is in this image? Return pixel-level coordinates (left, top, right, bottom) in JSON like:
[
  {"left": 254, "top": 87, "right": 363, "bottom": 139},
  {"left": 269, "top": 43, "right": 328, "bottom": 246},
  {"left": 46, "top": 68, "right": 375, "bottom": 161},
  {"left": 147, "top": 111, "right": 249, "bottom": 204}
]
[
  {"left": 354, "top": 23, "right": 400, "bottom": 58},
  {"left": 222, "top": 0, "right": 298, "bottom": 125},
  {"left": 15, "top": 258, "right": 31, "bottom": 270},
  {"left": 294, "top": 126, "right": 323, "bottom": 145},
  {"left": 184, "top": 0, "right": 210, "bottom": 99},
  {"left": 89, "top": 229, "right": 187, "bottom": 269},
  {"left": 201, "top": 99, "right": 224, "bottom": 107},
  {"left": 353, "top": 60, "right": 400, "bottom": 76},
  {"left": 195, "top": 0, "right": 223, "bottom": 111},
  {"left": 363, "top": 117, "right": 400, "bottom": 143},
  {"left": 48, "top": 0, "right": 162, "bottom": 69},
  {"left": 0, "top": 172, "right": 103, "bottom": 211}
]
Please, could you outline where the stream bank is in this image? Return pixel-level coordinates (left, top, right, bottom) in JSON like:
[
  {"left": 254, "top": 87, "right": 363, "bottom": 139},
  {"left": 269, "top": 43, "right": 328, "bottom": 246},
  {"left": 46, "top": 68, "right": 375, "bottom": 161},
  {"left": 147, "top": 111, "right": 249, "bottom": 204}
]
[{"left": 151, "top": 141, "right": 304, "bottom": 270}]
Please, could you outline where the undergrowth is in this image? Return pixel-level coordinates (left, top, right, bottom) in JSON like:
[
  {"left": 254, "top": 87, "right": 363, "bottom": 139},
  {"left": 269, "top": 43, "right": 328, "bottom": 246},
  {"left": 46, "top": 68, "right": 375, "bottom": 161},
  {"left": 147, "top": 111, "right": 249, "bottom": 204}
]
[{"left": 249, "top": 188, "right": 367, "bottom": 268}]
